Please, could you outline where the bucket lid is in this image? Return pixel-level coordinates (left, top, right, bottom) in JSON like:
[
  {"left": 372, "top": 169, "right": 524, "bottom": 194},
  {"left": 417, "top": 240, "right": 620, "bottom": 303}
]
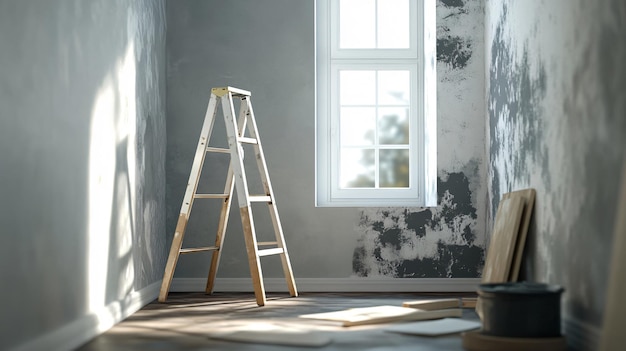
[{"left": 479, "top": 282, "right": 564, "bottom": 295}]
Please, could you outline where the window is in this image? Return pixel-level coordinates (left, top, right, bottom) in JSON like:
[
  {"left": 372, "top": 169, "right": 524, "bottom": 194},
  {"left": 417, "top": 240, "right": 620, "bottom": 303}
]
[{"left": 316, "top": 0, "right": 437, "bottom": 207}]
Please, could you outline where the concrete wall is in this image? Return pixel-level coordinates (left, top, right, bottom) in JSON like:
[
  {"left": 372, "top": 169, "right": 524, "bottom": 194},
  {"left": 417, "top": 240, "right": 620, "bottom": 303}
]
[
  {"left": 0, "top": 1, "right": 167, "bottom": 350},
  {"left": 486, "top": 0, "right": 626, "bottom": 347},
  {"left": 166, "top": 0, "right": 487, "bottom": 282}
]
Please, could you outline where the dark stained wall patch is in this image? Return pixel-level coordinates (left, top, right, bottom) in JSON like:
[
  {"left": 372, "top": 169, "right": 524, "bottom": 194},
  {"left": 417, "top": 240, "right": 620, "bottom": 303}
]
[
  {"left": 352, "top": 170, "right": 484, "bottom": 278},
  {"left": 488, "top": 4, "right": 548, "bottom": 219},
  {"left": 351, "top": 0, "right": 486, "bottom": 279}
]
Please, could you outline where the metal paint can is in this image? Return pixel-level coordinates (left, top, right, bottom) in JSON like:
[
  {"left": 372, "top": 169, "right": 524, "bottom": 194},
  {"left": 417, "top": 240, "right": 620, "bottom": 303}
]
[{"left": 478, "top": 282, "right": 564, "bottom": 338}]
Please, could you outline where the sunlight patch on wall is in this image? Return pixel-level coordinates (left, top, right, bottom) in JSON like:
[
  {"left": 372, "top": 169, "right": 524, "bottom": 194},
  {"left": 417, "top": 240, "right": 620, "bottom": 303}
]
[{"left": 87, "top": 40, "right": 137, "bottom": 312}]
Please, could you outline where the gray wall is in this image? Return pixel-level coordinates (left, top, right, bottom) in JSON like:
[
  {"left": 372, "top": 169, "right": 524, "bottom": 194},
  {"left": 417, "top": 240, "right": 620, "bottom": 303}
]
[
  {"left": 486, "top": 0, "right": 626, "bottom": 343},
  {"left": 166, "top": 0, "right": 487, "bottom": 280},
  {"left": 0, "top": 1, "right": 167, "bottom": 350}
]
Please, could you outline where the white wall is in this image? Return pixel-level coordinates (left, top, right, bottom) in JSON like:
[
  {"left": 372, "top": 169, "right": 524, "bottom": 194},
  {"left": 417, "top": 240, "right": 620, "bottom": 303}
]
[
  {"left": 486, "top": 0, "right": 626, "bottom": 348},
  {"left": 0, "top": 1, "right": 167, "bottom": 350},
  {"left": 165, "top": 0, "right": 487, "bottom": 284}
]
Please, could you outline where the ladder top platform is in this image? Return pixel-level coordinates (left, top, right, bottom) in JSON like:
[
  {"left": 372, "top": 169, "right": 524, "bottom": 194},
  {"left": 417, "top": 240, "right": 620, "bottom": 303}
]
[{"left": 211, "top": 86, "right": 251, "bottom": 97}]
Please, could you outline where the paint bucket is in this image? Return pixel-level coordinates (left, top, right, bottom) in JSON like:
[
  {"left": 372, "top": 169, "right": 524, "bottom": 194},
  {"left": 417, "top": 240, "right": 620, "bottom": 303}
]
[{"left": 478, "top": 282, "right": 564, "bottom": 338}]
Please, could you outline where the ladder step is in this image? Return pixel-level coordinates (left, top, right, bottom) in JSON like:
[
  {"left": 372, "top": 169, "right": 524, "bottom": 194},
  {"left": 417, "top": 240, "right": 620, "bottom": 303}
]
[
  {"left": 238, "top": 136, "right": 258, "bottom": 144},
  {"left": 211, "top": 86, "right": 251, "bottom": 97},
  {"left": 257, "top": 247, "right": 284, "bottom": 257},
  {"left": 195, "top": 193, "right": 229, "bottom": 199},
  {"left": 257, "top": 241, "right": 278, "bottom": 246},
  {"left": 180, "top": 246, "right": 219, "bottom": 254},
  {"left": 249, "top": 195, "right": 272, "bottom": 203},
  {"left": 206, "top": 147, "right": 230, "bottom": 153}
]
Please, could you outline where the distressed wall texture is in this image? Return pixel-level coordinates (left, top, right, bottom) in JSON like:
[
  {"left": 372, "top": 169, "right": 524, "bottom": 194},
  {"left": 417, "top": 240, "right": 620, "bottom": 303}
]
[
  {"left": 486, "top": 0, "right": 626, "bottom": 339},
  {"left": 0, "top": 1, "right": 167, "bottom": 349},
  {"left": 166, "top": 0, "right": 487, "bottom": 281},
  {"left": 353, "top": 0, "right": 487, "bottom": 278}
]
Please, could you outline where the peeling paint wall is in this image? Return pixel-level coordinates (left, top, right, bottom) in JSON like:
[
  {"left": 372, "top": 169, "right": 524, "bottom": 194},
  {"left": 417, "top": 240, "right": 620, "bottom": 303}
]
[
  {"left": 166, "top": 0, "right": 486, "bottom": 281},
  {"left": 0, "top": 1, "right": 167, "bottom": 349},
  {"left": 353, "top": 0, "right": 487, "bottom": 278},
  {"left": 486, "top": 0, "right": 626, "bottom": 337}
]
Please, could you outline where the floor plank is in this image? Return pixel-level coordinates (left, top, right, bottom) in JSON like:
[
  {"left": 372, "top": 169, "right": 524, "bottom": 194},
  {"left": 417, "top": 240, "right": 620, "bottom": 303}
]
[{"left": 77, "top": 292, "right": 479, "bottom": 351}]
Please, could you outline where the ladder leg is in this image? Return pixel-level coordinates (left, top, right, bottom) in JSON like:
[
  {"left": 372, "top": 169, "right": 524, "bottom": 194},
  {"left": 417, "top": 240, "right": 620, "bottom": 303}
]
[
  {"left": 243, "top": 97, "right": 298, "bottom": 297},
  {"left": 240, "top": 205, "right": 266, "bottom": 306},
  {"left": 159, "top": 214, "right": 188, "bottom": 302},
  {"left": 206, "top": 95, "right": 249, "bottom": 294},
  {"left": 159, "top": 93, "right": 220, "bottom": 303},
  {"left": 205, "top": 168, "right": 235, "bottom": 294},
  {"left": 268, "top": 203, "right": 298, "bottom": 297}
]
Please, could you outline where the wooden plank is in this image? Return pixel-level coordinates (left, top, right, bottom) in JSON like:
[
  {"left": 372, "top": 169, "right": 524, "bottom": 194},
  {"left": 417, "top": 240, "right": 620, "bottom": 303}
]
[
  {"left": 402, "top": 298, "right": 460, "bottom": 310},
  {"left": 461, "top": 297, "right": 477, "bottom": 308},
  {"left": 482, "top": 196, "right": 525, "bottom": 283},
  {"left": 300, "top": 305, "right": 463, "bottom": 327},
  {"left": 503, "top": 189, "right": 536, "bottom": 281},
  {"left": 599, "top": 157, "right": 626, "bottom": 351}
]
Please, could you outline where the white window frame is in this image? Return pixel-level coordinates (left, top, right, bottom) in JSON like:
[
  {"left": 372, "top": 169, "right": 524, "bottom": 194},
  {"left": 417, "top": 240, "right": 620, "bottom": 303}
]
[{"left": 316, "top": 0, "right": 437, "bottom": 207}]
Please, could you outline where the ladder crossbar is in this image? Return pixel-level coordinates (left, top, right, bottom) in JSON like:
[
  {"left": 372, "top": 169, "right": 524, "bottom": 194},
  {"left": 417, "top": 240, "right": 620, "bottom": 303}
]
[
  {"left": 238, "top": 136, "right": 258, "bottom": 144},
  {"left": 180, "top": 246, "right": 219, "bottom": 254},
  {"left": 257, "top": 241, "right": 278, "bottom": 246},
  {"left": 194, "top": 193, "right": 229, "bottom": 199},
  {"left": 257, "top": 248, "right": 284, "bottom": 257},
  {"left": 249, "top": 195, "right": 271, "bottom": 203},
  {"left": 206, "top": 147, "right": 230, "bottom": 153}
]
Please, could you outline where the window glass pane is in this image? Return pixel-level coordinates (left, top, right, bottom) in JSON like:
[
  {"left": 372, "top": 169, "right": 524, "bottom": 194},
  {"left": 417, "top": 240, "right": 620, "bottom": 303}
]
[
  {"left": 378, "top": 70, "right": 410, "bottom": 105},
  {"left": 339, "top": 0, "right": 376, "bottom": 49},
  {"left": 341, "top": 107, "right": 376, "bottom": 145},
  {"left": 378, "top": 107, "right": 409, "bottom": 144},
  {"left": 377, "top": 0, "right": 410, "bottom": 49},
  {"left": 379, "top": 149, "right": 409, "bottom": 188},
  {"left": 340, "top": 70, "right": 376, "bottom": 105},
  {"left": 341, "top": 148, "right": 375, "bottom": 188}
]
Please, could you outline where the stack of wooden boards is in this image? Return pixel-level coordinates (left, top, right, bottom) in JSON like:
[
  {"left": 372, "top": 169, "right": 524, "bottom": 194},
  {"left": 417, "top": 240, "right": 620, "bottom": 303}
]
[{"left": 482, "top": 189, "right": 536, "bottom": 283}]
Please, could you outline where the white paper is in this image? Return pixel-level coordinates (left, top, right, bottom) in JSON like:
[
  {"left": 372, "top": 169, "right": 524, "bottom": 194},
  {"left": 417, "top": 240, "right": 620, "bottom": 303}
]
[{"left": 384, "top": 318, "right": 481, "bottom": 336}]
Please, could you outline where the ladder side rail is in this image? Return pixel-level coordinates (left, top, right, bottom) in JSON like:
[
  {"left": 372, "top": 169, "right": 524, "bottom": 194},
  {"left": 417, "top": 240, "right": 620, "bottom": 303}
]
[
  {"left": 205, "top": 97, "right": 250, "bottom": 294},
  {"left": 222, "top": 93, "right": 267, "bottom": 305},
  {"left": 159, "top": 93, "right": 220, "bottom": 302},
  {"left": 243, "top": 97, "right": 275, "bottom": 201},
  {"left": 244, "top": 98, "right": 298, "bottom": 297},
  {"left": 223, "top": 95, "right": 253, "bottom": 206},
  {"left": 205, "top": 168, "right": 235, "bottom": 294},
  {"left": 181, "top": 94, "right": 221, "bottom": 216}
]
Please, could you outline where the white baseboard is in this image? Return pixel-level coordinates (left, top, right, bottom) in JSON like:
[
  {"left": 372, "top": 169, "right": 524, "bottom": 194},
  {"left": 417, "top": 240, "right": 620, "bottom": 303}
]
[
  {"left": 563, "top": 315, "right": 601, "bottom": 351},
  {"left": 171, "top": 277, "right": 481, "bottom": 293},
  {"left": 11, "top": 281, "right": 161, "bottom": 351}
]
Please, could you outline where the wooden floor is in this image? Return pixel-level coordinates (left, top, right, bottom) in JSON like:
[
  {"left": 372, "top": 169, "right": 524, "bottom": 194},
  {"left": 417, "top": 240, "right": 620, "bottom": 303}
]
[{"left": 77, "top": 292, "right": 480, "bottom": 351}]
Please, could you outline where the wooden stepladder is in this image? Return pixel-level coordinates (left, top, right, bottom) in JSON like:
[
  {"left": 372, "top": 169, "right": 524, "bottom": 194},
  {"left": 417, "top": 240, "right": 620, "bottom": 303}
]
[{"left": 159, "top": 86, "right": 298, "bottom": 306}]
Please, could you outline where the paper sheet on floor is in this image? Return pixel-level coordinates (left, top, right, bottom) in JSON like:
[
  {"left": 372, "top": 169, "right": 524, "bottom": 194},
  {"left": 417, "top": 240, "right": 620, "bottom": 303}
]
[{"left": 384, "top": 318, "right": 481, "bottom": 336}]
